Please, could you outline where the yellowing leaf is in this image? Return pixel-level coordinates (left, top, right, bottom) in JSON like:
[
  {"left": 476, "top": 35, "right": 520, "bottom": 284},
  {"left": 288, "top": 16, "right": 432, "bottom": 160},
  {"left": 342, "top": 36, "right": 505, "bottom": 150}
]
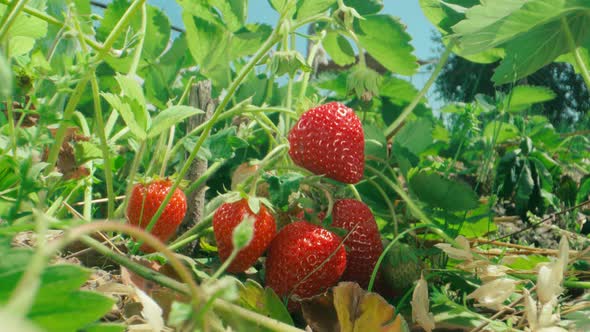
[{"left": 302, "top": 282, "right": 408, "bottom": 332}]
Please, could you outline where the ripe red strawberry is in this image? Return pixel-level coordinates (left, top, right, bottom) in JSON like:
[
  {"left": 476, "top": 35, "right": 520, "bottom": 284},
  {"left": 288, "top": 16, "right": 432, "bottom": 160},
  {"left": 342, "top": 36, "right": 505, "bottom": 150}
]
[
  {"left": 213, "top": 199, "right": 276, "bottom": 273},
  {"left": 288, "top": 102, "right": 364, "bottom": 184},
  {"left": 126, "top": 179, "right": 187, "bottom": 253},
  {"left": 265, "top": 221, "right": 346, "bottom": 310},
  {"left": 332, "top": 199, "right": 383, "bottom": 288}
]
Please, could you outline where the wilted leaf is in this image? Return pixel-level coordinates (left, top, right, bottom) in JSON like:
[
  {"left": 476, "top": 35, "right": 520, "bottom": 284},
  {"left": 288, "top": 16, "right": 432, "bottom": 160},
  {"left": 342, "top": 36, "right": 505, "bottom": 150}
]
[{"left": 301, "top": 282, "right": 407, "bottom": 332}]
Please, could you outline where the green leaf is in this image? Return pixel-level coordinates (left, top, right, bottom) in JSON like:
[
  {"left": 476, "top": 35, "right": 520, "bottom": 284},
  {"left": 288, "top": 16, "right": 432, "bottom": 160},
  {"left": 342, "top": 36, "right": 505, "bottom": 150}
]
[
  {"left": 323, "top": 32, "right": 355, "bottom": 66},
  {"left": 8, "top": 36, "right": 35, "bottom": 56},
  {"left": 556, "top": 47, "right": 590, "bottom": 75},
  {"left": 483, "top": 121, "right": 519, "bottom": 144},
  {"left": 0, "top": 4, "right": 48, "bottom": 39},
  {"left": 393, "top": 118, "right": 433, "bottom": 156},
  {"left": 409, "top": 170, "right": 479, "bottom": 211},
  {"left": 453, "top": 0, "right": 590, "bottom": 84},
  {"left": 364, "top": 123, "right": 387, "bottom": 162},
  {"left": 507, "top": 85, "right": 556, "bottom": 112},
  {"left": 270, "top": 50, "right": 312, "bottom": 77},
  {"left": 75, "top": 141, "right": 103, "bottom": 164},
  {"left": 355, "top": 15, "right": 418, "bottom": 75},
  {"left": 344, "top": 0, "right": 383, "bottom": 15},
  {"left": 80, "top": 323, "right": 125, "bottom": 332},
  {"left": 419, "top": 0, "right": 479, "bottom": 34},
  {"left": 230, "top": 24, "right": 273, "bottom": 59},
  {"left": 0, "top": 52, "right": 11, "bottom": 98},
  {"left": 0, "top": 255, "right": 116, "bottom": 332},
  {"left": 295, "top": 0, "right": 336, "bottom": 20},
  {"left": 30, "top": 291, "right": 115, "bottom": 332},
  {"left": 148, "top": 106, "right": 203, "bottom": 139},
  {"left": 577, "top": 176, "right": 590, "bottom": 205},
  {"left": 101, "top": 93, "right": 147, "bottom": 140},
  {"left": 200, "top": 127, "right": 249, "bottom": 162},
  {"left": 114, "top": 74, "right": 146, "bottom": 107},
  {"left": 346, "top": 65, "right": 382, "bottom": 100},
  {"left": 262, "top": 173, "right": 304, "bottom": 209},
  {"left": 181, "top": 12, "right": 231, "bottom": 85},
  {"left": 210, "top": 0, "right": 247, "bottom": 32},
  {"left": 142, "top": 5, "right": 171, "bottom": 60}
]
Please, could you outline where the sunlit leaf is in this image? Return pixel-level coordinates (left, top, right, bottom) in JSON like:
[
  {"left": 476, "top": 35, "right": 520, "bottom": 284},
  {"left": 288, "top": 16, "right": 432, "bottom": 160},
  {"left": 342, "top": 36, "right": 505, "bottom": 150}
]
[{"left": 356, "top": 14, "right": 418, "bottom": 75}]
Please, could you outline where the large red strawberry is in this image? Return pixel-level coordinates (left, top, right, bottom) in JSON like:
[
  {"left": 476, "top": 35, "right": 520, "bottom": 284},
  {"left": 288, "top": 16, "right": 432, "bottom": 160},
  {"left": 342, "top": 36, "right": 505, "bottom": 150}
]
[
  {"left": 265, "top": 221, "right": 346, "bottom": 310},
  {"left": 288, "top": 102, "right": 364, "bottom": 184},
  {"left": 332, "top": 199, "right": 383, "bottom": 288},
  {"left": 126, "top": 179, "right": 187, "bottom": 253},
  {"left": 213, "top": 199, "right": 276, "bottom": 273}
]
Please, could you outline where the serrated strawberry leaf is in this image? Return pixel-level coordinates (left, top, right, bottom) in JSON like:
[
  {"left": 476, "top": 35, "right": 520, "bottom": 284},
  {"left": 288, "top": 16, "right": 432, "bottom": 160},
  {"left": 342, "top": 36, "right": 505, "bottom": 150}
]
[{"left": 262, "top": 173, "right": 304, "bottom": 209}]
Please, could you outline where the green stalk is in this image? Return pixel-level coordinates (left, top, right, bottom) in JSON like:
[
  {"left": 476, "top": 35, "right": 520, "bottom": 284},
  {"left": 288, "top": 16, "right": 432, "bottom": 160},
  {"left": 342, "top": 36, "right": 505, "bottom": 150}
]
[
  {"left": 0, "top": 0, "right": 30, "bottom": 42},
  {"left": 71, "top": 9, "right": 116, "bottom": 220},
  {"left": 384, "top": 39, "right": 456, "bottom": 139},
  {"left": 298, "top": 30, "right": 326, "bottom": 101},
  {"left": 0, "top": 0, "right": 101, "bottom": 50},
  {"left": 135, "top": 20, "right": 284, "bottom": 248},
  {"left": 95, "top": 0, "right": 146, "bottom": 60},
  {"left": 90, "top": 74, "right": 115, "bottom": 219},
  {"left": 5, "top": 95, "right": 16, "bottom": 156},
  {"left": 128, "top": 2, "right": 147, "bottom": 76},
  {"left": 562, "top": 17, "right": 590, "bottom": 90},
  {"left": 82, "top": 236, "right": 304, "bottom": 332},
  {"left": 185, "top": 161, "right": 223, "bottom": 196},
  {"left": 45, "top": 0, "right": 146, "bottom": 176}
]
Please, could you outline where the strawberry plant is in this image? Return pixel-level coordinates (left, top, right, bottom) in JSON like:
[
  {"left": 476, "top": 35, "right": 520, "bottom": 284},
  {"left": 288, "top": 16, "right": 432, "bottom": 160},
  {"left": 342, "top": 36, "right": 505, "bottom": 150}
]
[{"left": 1, "top": 0, "right": 590, "bottom": 331}]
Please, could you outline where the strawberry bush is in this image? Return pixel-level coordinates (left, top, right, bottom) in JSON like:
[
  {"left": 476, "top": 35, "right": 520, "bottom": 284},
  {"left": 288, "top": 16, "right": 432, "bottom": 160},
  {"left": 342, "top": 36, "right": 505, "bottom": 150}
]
[{"left": 1, "top": 0, "right": 590, "bottom": 331}]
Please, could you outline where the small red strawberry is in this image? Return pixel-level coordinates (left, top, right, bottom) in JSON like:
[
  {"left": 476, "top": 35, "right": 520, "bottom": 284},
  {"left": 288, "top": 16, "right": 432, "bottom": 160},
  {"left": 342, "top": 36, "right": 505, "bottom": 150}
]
[
  {"left": 332, "top": 199, "right": 383, "bottom": 288},
  {"left": 126, "top": 179, "right": 187, "bottom": 253},
  {"left": 265, "top": 221, "right": 346, "bottom": 310},
  {"left": 288, "top": 102, "right": 364, "bottom": 184},
  {"left": 213, "top": 199, "right": 276, "bottom": 273}
]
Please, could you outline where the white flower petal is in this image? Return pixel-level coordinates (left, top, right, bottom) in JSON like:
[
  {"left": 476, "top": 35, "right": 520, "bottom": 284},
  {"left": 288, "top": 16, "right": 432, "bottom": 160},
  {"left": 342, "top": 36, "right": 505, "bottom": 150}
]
[
  {"left": 134, "top": 287, "right": 164, "bottom": 332},
  {"left": 523, "top": 289, "right": 538, "bottom": 330},
  {"left": 411, "top": 274, "right": 435, "bottom": 332},
  {"left": 557, "top": 236, "right": 569, "bottom": 275},
  {"left": 537, "top": 264, "right": 563, "bottom": 305},
  {"left": 435, "top": 243, "right": 473, "bottom": 261},
  {"left": 467, "top": 278, "right": 517, "bottom": 310}
]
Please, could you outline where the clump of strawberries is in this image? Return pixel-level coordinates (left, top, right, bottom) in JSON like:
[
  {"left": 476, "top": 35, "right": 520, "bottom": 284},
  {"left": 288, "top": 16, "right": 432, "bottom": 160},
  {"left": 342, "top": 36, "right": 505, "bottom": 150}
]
[
  {"left": 207, "top": 102, "right": 391, "bottom": 309},
  {"left": 127, "top": 102, "right": 405, "bottom": 311}
]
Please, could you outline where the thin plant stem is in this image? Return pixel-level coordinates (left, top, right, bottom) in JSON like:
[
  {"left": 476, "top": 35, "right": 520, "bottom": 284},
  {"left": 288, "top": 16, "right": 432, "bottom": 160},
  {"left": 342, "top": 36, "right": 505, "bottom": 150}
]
[
  {"left": 133, "top": 18, "right": 284, "bottom": 250},
  {"left": 185, "top": 161, "right": 223, "bottom": 196},
  {"left": 128, "top": 2, "right": 147, "bottom": 76},
  {"left": 384, "top": 39, "right": 457, "bottom": 139},
  {"left": 0, "top": 0, "right": 101, "bottom": 50},
  {"left": 81, "top": 236, "right": 304, "bottom": 332},
  {"left": 5, "top": 95, "right": 16, "bottom": 156}
]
